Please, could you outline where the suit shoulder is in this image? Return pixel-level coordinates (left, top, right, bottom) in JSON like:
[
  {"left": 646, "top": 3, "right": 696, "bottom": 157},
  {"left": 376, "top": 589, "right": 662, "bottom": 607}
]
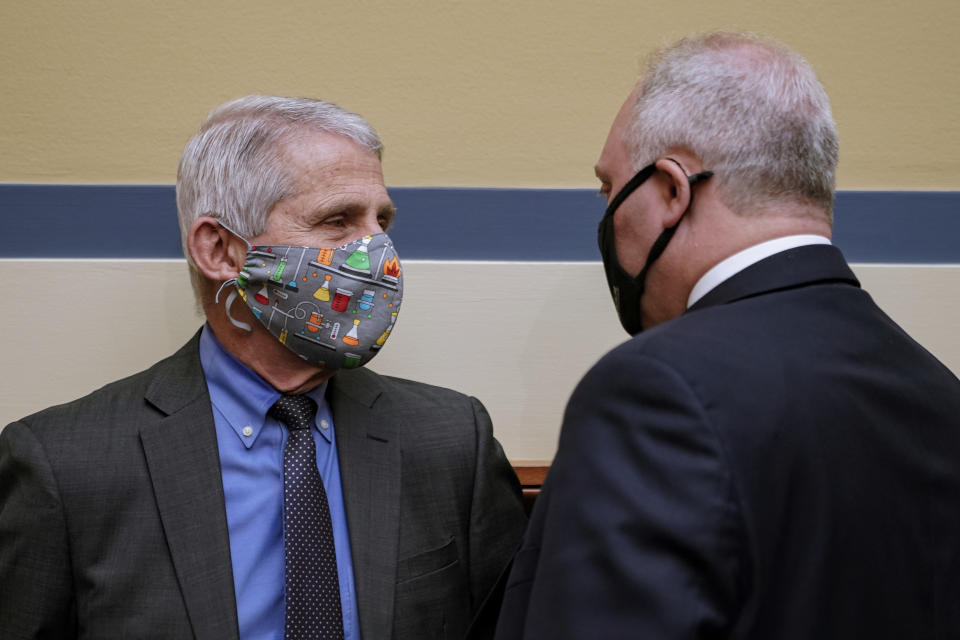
[
  {"left": 350, "top": 366, "right": 478, "bottom": 408},
  {"left": 588, "top": 318, "right": 699, "bottom": 376},
  {"left": 342, "top": 369, "right": 488, "bottom": 450},
  {"left": 10, "top": 339, "right": 199, "bottom": 435},
  {"left": 589, "top": 301, "right": 763, "bottom": 382},
  {"left": 382, "top": 374, "right": 476, "bottom": 405}
]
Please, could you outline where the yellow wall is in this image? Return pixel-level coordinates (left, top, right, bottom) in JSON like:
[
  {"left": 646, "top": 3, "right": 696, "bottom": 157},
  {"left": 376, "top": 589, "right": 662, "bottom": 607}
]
[{"left": 2, "top": 0, "right": 958, "bottom": 188}]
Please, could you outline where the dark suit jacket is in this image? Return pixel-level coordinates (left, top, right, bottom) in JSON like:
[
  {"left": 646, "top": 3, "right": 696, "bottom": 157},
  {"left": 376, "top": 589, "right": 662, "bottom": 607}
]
[
  {"left": 0, "top": 332, "right": 527, "bottom": 639},
  {"left": 496, "top": 245, "right": 960, "bottom": 639}
]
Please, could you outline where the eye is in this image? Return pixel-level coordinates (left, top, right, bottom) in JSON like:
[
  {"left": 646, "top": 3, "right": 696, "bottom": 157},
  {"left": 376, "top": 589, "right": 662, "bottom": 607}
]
[
  {"left": 320, "top": 214, "right": 347, "bottom": 228},
  {"left": 378, "top": 208, "right": 396, "bottom": 231}
]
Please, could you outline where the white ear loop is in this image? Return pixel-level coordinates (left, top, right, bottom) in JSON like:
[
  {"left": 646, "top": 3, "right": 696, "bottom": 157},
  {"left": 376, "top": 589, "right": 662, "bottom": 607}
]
[
  {"left": 210, "top": 216, "right": 254, "bottom": 333},
  {"left": 216, "top": 279, "right": 252, "bottom": 332}
]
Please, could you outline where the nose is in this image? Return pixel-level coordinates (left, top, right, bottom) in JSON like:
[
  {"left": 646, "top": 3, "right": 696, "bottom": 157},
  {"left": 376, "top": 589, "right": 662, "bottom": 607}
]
[{"left": 359, "top": 212, "right": 385, "bottom": 236}]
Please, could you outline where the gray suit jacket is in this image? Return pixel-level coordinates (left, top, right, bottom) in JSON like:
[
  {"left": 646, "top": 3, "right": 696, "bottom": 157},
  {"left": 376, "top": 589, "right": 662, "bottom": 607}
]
[{"left": 0, "top": 332, "right": 527, "bottom": 639}]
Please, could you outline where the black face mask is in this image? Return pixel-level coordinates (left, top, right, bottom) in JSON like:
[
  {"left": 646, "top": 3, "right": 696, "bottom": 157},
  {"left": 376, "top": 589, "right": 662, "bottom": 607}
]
[{"left": 597, "top": 162, "right": 713, "bottom": 335}]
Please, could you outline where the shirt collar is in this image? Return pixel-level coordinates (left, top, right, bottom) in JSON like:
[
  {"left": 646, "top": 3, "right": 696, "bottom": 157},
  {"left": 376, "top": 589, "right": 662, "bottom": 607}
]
[
  {"left": 198, "top": 325, "right": 331, "bottom": 447},
  {"left": 687, "top": 234, "right": 832, "bottom": 309}
]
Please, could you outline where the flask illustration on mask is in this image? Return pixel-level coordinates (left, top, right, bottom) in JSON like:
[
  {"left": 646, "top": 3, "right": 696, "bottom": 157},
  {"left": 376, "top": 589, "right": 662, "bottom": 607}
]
[
  {"left": 313, "top": 274, "right": 332, "bottom": 302},
  {"left": 225, "top": 232, "right": 403, "bottom": 371},
  {"left": 341, "top": 235, "right": 373, "bottom": 276}
]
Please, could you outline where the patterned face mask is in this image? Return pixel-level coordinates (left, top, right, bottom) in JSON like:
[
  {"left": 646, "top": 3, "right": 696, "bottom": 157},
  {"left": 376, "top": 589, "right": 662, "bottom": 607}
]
[{"left": 221, "top": 231, "right": 403, "bottom": 371}]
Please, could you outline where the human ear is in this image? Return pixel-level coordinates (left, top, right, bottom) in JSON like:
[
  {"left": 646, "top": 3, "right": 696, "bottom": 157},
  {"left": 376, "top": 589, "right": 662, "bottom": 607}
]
[
  {"left": 187, "top": 216, "right": 246, "bottom": 281},
  {"left": 654, "top": 157, "right": 693, "bottom": 227}
]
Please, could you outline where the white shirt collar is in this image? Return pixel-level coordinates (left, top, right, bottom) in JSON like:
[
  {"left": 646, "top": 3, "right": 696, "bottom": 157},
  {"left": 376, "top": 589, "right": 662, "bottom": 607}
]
[{"left": 687, "top": 234, "right": 831, "bottom": 308}]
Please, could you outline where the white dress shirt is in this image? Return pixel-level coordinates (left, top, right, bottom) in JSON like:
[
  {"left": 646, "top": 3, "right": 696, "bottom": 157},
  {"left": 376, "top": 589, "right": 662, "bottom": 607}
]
[{"left": 687, "top": 234, "right": 832, "bottom": 308}]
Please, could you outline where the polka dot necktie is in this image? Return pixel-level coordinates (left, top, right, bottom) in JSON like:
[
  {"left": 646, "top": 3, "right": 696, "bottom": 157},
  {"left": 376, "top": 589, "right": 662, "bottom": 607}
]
[{"left": 269, "top": 394, "right": 344, "bottom": 640}]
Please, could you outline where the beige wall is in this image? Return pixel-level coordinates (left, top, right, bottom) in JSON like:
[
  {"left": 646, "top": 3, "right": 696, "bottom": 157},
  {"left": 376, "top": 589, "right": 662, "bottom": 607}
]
[
  {"left": 2, "top": 260, "right": 958, "bottom": 462},
  {"left": 2, "top": 1, "right": 958, "bottom": 188}
]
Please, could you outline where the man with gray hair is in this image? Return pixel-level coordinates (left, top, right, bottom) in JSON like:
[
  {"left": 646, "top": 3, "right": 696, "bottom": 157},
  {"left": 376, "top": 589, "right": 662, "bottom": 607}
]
[
  {"left": 0, "top": 95, "right": 527, "bottom": 639},
  {"left": 495, "top": 32, "right": 960, "bottom": 639}
]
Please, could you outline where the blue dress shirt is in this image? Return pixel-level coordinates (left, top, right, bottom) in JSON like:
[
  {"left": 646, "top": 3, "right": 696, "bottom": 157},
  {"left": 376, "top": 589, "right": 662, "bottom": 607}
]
[{"left": 199, "top": 325, "right": 361, "bottom": 640}]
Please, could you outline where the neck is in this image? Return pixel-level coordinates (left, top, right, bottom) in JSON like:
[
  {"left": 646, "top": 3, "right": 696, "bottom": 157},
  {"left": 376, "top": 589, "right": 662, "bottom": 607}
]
[
  {"left": 696, "top": 212, "right": 831, "bottom": 273},
  {"left": 642, "top": 202, "right": 832, "bottom": 328},
  {"left": 202, "top": 291, "right": 334, "bottom": 395}
]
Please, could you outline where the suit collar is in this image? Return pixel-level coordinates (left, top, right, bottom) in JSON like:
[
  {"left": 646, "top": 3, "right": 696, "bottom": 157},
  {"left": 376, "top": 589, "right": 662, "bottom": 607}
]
[
  {"left": 688, "top": 244, "right": 860, "bottom": 313},
  {"left": 687, "top": 234, "right": 831, "bottom": 308},
  {"left": 329, "top": 367, "right": 402, "bottom": 640},
  {"left": 140, "top": 339, "right": 407, "bottom": 640},
  {"left": 330, "top": 367, "right": 391, "bottom": 441},
  {"left": 143, "top": 332, "right": 209, "bottom": 416},
  {"left": 140, "top": 331, "right": 240, "bottom": 640},
  {"left": 330, "top": 365, "right": 385, "bottom": 406}
]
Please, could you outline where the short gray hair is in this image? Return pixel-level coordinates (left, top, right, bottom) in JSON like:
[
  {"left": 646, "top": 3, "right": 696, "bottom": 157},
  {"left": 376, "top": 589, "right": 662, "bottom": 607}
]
[
  {"left": 629, "top": 32, "right": 838, "bottom": 219},
  {"left": 176, "top": 95, "right": 383, "bottom": 286}
]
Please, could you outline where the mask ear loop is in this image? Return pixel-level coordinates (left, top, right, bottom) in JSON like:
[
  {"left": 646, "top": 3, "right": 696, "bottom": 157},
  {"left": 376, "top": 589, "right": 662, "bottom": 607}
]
[
  {"left": 216, "top": 280, "right": 252, "bottom": 332},
  {"left": 210, "top": 216, "right": 254, "bottom": 333}
]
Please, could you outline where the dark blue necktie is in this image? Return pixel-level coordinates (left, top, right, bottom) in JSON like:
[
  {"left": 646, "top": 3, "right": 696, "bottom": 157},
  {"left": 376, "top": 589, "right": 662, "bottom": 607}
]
[{"left": 269, "top": 394, "right": 344, "bottom": 640}]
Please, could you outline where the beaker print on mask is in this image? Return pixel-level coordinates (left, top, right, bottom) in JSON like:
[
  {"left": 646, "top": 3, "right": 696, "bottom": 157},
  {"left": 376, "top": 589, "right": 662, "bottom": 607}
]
[
  {"left": 331, "top": 289, "right": 353, "bottom": 312},
  {"left": 224, "top": 231, "right": 404, "bottom": 370}
]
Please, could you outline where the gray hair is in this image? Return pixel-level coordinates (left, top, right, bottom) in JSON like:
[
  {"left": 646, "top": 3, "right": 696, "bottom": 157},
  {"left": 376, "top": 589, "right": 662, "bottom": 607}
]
[
  {"left": 629, "top": 32, "right": 838, "bottom": 219},
  {"left": 176, "top": 95, "right": 383, "bottom": 290}
]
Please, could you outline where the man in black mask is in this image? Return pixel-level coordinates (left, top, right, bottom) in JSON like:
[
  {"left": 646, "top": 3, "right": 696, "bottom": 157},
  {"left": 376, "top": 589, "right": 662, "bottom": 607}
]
[{"left": 495, "top": 32, "right": 960, "bottom": 639}]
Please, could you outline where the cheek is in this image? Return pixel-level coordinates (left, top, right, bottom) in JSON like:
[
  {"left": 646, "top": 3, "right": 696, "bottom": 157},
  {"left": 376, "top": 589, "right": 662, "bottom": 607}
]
[
  {"left": 303, "top": 228, "right": 349, "bottom": 248},
  {"left": 303, "top": 225, "right": 377, "bottom": 251},
  {"left": 252, "top": 205, "right": 304, "bottom": 246},
  {"left": 612, "top": 209, "right": 650, "bottom": 277}
]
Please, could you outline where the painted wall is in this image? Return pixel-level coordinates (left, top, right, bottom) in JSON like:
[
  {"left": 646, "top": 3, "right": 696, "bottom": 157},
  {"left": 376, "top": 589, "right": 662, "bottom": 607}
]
[
  {"left": 1, "top": 260, "right": 958, "bottom": 463},
  {"left": 2, "top": 2, "right": 959, "bottom": 462},
  {"left": 3, "top": 1, "right": 958, "bottom": 187}
]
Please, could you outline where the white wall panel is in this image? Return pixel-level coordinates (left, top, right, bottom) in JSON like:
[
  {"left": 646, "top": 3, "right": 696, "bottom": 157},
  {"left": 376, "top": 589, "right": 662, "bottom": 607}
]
[{"left": 2, "top": 259, "right": 958, "bottom": 462}]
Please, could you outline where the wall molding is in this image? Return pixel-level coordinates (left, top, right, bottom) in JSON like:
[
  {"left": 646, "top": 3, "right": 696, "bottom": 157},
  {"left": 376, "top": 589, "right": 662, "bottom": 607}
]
[{"left": 3, "top": 185, "right": 958, "bottom": 262}]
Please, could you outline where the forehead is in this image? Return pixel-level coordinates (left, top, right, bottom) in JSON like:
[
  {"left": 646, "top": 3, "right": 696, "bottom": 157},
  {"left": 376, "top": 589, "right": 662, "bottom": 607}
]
[{"left": 281, "top": 129, "right": 385, "bottom": 189}]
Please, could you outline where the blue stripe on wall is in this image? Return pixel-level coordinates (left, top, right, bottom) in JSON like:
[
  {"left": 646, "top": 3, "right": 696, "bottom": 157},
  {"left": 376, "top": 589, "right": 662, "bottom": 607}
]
[{"left": 2, "top": 185, "right": 958, "bottom": 262}]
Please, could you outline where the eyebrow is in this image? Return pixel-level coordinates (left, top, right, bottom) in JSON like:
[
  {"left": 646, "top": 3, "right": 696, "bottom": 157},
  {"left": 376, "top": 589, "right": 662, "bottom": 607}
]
[{"left": 318, "top": 193, "right": 395, "bottom": 215}]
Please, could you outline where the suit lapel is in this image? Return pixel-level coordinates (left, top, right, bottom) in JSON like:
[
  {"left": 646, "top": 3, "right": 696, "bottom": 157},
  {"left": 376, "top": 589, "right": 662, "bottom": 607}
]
[
  {"left": 140, "top": 334, "right": 239, "bottom": 640},
  {"left": 689, "top": 244, "right": 860, "bottom": 312},
  {"left": 330, "top": 368, "right": 402, "bottom": 640}
]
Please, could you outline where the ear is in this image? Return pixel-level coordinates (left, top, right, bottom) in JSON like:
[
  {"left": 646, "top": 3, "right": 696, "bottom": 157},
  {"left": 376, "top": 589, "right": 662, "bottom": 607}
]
[
  {"left": 187, "top": 216, "right": 247, "bottom": 281},
  {"left": 653, "top": 157, "right": 695, "bottom": 228}
]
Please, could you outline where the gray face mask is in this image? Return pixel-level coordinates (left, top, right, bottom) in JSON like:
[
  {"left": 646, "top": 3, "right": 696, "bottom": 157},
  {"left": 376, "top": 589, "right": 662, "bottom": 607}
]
[{"left": 220, "top": 231, "right": 403, "bottom": 371}]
